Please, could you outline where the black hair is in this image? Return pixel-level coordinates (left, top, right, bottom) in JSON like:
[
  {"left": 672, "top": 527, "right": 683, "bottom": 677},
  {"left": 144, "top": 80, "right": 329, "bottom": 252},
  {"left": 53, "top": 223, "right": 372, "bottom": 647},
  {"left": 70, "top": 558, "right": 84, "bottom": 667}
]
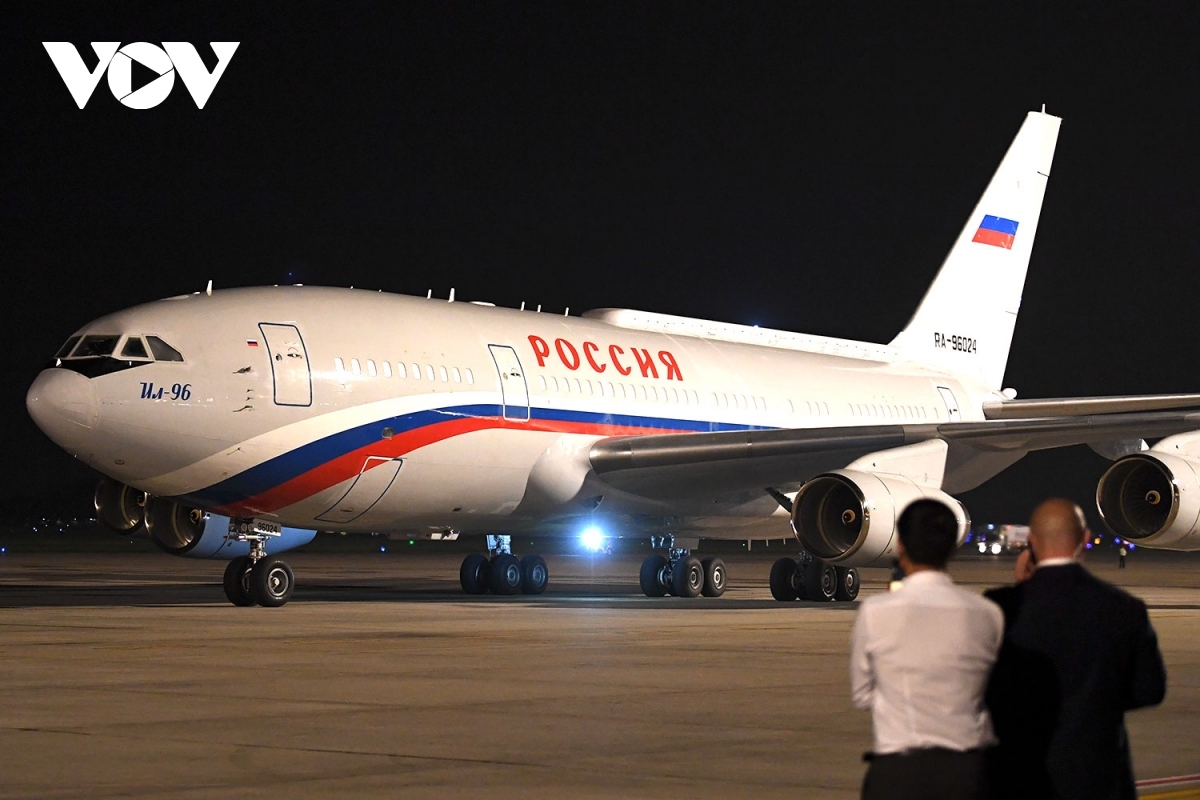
[{"left": 897, "top": 499, "right": 959, "bottom": 568}]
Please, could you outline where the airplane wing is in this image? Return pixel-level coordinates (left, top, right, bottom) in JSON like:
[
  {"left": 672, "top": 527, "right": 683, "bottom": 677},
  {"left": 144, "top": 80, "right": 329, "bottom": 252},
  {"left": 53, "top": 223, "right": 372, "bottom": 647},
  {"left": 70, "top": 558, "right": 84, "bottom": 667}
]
[{"left": 588, "top": 403, "right": 1200, "bottom": 500}]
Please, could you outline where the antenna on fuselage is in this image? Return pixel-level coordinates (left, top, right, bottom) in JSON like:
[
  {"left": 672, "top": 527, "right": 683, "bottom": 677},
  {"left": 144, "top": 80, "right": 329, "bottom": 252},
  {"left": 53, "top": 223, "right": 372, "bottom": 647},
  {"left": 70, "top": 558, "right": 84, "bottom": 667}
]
[{"left": 205, "top": 280, "right": 212, "bottom": 296}]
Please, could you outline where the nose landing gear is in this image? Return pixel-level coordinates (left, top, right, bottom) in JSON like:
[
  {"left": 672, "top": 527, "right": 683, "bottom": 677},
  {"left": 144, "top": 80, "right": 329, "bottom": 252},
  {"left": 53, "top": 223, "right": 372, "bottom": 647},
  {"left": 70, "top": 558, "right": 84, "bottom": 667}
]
[{"left": 221, "top": 522, "right": 296, "bottom": 607}]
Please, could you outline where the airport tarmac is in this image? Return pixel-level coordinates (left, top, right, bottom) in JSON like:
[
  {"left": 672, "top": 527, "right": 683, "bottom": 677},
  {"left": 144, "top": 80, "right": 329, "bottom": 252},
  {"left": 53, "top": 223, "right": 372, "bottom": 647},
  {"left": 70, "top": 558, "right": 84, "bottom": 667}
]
[{"left": 1, "top": 547, "right": 1198, "bottom": 799}]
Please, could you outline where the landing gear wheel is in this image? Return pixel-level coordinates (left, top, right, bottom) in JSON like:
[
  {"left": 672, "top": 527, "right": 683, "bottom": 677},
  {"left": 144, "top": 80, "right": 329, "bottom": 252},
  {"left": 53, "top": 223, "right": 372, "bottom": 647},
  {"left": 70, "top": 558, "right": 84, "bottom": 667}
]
[
  {"left": 249, "top": 556, "right": 294, "bottom": 607},
  {"left": 460, "top": 553, "right": 490, "bottom": 594},
  {"left": 769, "top": 557, "right": 800, "bottom": 601},
  {"left": 701, "top": 557, "right": 727, "bottom": 597},
  {"left": 640, "top": 555, "right": 668, "bottom": 597},
  {"left": 803, "top": 560, "right": 837, "bottom": 602},
  {"left": 672, "top": 555, "right": 705, "bottom": 598},
  {"left": 520, "top": 554, "right": 549, "bottom": 595},
  {"left": 490, "top": 553, "right": 523, "bottom": 595},
  {"left": 222, "top": 555, "right": 254, "bottom": 606},
  {"left": 834, "top": 567, "right": 861, "bottom": 601}
]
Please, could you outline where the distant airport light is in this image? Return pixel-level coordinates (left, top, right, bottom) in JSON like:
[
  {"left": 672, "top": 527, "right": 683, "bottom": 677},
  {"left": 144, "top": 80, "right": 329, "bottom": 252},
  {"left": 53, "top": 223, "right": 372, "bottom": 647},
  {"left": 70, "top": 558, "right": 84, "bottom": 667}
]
[{"left": 379, "top": 546, "right": 386, "bottom": 553}]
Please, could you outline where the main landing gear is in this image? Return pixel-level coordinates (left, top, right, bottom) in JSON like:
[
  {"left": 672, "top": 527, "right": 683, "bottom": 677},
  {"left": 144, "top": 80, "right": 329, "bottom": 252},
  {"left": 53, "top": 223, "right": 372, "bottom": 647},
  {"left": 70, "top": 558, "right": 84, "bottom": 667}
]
[
  {"left": 222, "top": 534, "right": 295, "bottom": 607},
  {"left": 769, "top": 552, "right": 859, "bottom": 602},
  {"left": 459, "top": 535, "right": 549, "bottom": 596},
  {"left": 638, "top": 536, "right": 727, "bottom": 598}
]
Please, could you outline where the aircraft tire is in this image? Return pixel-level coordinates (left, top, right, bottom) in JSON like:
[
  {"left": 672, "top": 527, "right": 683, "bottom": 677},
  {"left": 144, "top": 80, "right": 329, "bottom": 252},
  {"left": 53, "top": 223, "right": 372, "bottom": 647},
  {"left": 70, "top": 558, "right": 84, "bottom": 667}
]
[
  {"left": 672, "top": 555, "right": 704, "bottom": 598},
  {"left": 834, "top": 567, "right": 861, "bottom": 602},
  {"left": 769, "top": 557, "right": 799, "bottom": 602},
  {"left": 459, "top": 553, "right": 490, "bottom": 594},
  {"left": 639, "top": 555, "right": 668, "bottom": 597},
  {"left": 490, "top": 553, "right": 523, "bottom": 595},
  {"left": 701, "top": 557, "right": 727, "bottom": 597},
  {"left": 222, "top": 555, "right": 255, "bottom": 606},
  {"left": 250, "top": 556, "right": 294, "bottom": 607},
  {"left": 803, "top": 560, "right": 837, "bottom": 603},
  {"left": 520, "top": 554, "right": 549, "bottom": 595}
]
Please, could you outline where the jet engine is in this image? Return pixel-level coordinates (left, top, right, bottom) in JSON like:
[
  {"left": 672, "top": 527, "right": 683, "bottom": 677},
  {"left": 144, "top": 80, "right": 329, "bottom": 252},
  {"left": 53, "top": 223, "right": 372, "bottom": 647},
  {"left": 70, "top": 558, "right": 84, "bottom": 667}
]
[
  {"left": 94, "top": 477, "right": 145, "bottom": 534},
  {"left": 791, "top": 469, "right": 969, "bottom": 567},
  {"left": 1096, "top": 451, "right": 1200, "bottom": 550},
  {"left": 142, "top": 496, "right": 317, "bottom": 558}
]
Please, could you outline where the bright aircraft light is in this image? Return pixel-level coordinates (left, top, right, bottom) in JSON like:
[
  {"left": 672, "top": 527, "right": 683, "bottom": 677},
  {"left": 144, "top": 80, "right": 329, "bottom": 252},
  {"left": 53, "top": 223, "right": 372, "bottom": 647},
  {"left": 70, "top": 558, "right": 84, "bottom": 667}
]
[
  {"left": 581, "top": 526, "right": 605, "bottom": 552},
  {"left": 990, "top": 542, "right": 1002, "bottom": 555}
]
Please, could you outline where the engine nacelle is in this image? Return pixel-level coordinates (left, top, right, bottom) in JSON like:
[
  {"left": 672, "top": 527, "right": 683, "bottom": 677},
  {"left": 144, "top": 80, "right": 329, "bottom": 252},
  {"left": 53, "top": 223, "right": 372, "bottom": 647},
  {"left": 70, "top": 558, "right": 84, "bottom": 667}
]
[
  {"left": 1096, "top": 452, "right": 1200, "bottom": 550},
  {"left": 791, "top": 469, "right": 970, "bottom": 567},
  {"left": 143, "top": 496, "right": 317, "bottom": 559},
  {"left": 94, "top": 477, "right": 145, "bottom": 534}
]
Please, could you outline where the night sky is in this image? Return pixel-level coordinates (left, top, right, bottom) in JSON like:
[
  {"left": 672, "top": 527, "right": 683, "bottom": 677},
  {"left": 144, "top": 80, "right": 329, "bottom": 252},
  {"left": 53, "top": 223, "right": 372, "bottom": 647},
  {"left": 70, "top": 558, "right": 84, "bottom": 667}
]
[{"left": 5, "top": 3, "right": 1200, "bottom": 529}]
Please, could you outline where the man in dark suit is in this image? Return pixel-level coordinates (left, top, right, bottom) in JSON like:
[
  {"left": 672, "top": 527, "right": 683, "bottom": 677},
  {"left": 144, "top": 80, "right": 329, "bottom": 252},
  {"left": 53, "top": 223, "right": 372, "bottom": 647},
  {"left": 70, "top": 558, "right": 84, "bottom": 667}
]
[{"left": 985, "top": 498, "right": 1167, "bottom": 800}]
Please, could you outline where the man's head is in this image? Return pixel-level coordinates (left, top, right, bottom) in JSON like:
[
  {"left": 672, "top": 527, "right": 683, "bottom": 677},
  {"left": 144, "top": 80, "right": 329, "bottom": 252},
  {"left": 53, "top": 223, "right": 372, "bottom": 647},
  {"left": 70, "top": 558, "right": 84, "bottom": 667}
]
[
  {"left": 896, "top": 499, "right": 960, "bottom": 570},
  {"left": 1028, "top": 498, "right": 1088, "bottom": 561}
]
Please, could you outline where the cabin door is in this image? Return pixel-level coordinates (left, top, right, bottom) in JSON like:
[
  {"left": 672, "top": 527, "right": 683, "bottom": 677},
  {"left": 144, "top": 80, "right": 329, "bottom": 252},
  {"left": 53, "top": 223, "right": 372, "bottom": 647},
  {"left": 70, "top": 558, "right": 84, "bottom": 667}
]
[
  {"left": 488, "top": 344, "right": 530, "bottom": 421},
  {"left": 259, "top": 323, "right": 312, "bottom": 407}
]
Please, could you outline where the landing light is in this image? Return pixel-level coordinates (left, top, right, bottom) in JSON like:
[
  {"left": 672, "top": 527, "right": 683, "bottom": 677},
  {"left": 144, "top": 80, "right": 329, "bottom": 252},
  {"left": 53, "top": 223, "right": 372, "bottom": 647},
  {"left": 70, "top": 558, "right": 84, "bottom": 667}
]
[
  {"left": 990, "top": 542, "right": 1002, "bottom": 555},
  {"left": 580, "top": 526, "right": 606, "bottom": 552}
]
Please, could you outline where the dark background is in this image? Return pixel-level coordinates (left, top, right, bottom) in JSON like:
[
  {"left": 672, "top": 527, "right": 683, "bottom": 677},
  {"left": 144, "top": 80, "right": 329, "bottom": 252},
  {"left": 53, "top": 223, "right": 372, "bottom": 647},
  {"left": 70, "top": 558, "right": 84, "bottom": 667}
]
[{"left": 4, "top": 2, "right": 1200, "bottom": 530}]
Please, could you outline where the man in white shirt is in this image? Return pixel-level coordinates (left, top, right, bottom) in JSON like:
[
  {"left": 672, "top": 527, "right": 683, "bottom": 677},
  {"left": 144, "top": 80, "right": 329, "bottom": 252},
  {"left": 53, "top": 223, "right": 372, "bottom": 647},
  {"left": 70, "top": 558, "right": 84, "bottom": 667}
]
[{"left": 850, "top": 498, "right": 1004, "bottom": 800}]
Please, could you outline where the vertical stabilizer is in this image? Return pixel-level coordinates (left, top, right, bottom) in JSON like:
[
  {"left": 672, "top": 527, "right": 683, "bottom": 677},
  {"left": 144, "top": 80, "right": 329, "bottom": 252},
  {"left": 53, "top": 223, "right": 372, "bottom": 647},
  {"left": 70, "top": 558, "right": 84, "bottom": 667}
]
[{"left": 890, "top": 110, "right": 1061, "bottom": 389}]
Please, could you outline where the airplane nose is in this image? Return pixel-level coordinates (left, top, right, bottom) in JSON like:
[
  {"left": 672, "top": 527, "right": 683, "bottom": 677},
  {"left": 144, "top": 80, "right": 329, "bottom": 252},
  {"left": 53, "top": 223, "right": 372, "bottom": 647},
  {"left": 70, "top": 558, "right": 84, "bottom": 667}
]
[{"left": 26, "top": 368, "right": 100, "bottom": 450}]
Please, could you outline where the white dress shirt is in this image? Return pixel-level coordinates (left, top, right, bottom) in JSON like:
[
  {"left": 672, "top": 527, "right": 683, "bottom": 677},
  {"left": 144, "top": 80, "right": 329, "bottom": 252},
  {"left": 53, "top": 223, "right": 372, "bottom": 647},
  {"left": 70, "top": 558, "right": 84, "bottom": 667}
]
[{"left": 850, "top": 570, "right": 1004, "bottom": 754}]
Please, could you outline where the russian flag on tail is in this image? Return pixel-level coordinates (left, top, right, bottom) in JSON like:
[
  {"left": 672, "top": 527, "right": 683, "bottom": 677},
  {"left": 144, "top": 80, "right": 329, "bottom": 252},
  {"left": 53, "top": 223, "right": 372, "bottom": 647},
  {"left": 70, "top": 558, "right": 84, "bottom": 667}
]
[{"left": 972, "top": 214, "right": 1019, "bottom": 249}]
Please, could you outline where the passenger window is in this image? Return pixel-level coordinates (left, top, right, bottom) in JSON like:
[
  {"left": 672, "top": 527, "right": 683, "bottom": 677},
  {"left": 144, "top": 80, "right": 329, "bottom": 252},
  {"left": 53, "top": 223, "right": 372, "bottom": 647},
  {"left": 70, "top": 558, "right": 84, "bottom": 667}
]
[
  {"left": 334, "top": 357, "right": 345, "bottom": 374},
  {"left": 426, "top": 365, "right": 435, "bottom": 382},
  {"left": 396, "top": 362, "right": 407, "bottom": 378},
  {"left": 146, "top": 336, "right": 184, "bottom": 362},
  {"left": 466, "top": 369, "right": 475, "bottom": 384},
  {"left": 120, "top": 337, "right": 149, "bottom": 359},
  {"left": 412, "top": 363, "right": 421, "bottom": 380},
  {"left": 574, "top": 379, "right": 582, "bottom": 394},
  {"left": 351, "top": 359, "right": 361, "bottom": 375},
  {"left": 367, "top": 360, "right": 377, "bottom": 377},
  {"left": 383, "top": 361, "right": 392, "bottom": 378},
  {"left": 453, "top": 367, "right": 461, "bottom": 383},
  {"left": 538, "top": 375, "right": 547, "bottom": 391},
  {"left": 439, "top": 366, "right": 448, "bottom": 382}
]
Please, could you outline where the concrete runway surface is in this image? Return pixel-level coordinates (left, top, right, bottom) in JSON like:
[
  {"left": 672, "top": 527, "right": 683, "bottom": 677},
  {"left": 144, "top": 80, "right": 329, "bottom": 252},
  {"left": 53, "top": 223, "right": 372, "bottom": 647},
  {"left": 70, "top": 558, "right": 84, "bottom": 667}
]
[{"left": 1, "top": 548, "right": 1198, "bottom": 799}]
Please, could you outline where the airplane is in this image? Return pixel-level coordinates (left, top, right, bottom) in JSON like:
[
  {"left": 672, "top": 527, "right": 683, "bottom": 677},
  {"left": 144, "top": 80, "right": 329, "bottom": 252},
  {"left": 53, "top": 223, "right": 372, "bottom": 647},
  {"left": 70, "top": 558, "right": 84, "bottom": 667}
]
[{"left": 25, "top": 108, "right": 1200, "bottom": 608}]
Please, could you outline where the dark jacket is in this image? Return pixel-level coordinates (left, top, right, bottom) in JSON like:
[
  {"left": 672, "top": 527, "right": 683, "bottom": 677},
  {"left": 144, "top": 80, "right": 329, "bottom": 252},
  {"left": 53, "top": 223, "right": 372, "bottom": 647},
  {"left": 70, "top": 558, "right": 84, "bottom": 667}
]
[{"left": 984, "top": 563, "right": 1166, "bottom": 800}]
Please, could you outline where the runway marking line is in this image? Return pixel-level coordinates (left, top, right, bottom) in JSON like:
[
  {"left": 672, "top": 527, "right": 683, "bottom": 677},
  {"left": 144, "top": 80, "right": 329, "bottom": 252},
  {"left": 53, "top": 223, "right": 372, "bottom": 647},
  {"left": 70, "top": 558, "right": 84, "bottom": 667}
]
[{"left": 1139, "top": 790, "right": 1200, "bottom": 800}]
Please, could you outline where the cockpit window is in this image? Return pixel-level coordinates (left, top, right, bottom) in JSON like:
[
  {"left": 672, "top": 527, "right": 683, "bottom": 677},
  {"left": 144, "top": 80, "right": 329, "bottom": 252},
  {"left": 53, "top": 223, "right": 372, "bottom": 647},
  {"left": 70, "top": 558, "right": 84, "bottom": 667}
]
[
  {"left": 72, "top": 335, "right": 121, "bottom": 358},
  {"left": 54, "top": 333, "right": 184, "bottom": 378},
  {"left": 120, "top": 336, "right": 150, "bottom": 359},
  {"left": 146, "top": 336, "right": 184, "bottom": 362},
  {"left": 54, "top": 336, "right": 81, "bottom": 359}
]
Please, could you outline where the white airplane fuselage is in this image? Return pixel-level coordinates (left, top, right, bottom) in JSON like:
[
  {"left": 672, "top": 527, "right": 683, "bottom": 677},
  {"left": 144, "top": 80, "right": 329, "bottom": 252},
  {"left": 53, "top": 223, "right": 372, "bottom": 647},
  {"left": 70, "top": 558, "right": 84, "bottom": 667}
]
[{"left": 29, "top": 285, "right": 988, "bottom": 541}]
